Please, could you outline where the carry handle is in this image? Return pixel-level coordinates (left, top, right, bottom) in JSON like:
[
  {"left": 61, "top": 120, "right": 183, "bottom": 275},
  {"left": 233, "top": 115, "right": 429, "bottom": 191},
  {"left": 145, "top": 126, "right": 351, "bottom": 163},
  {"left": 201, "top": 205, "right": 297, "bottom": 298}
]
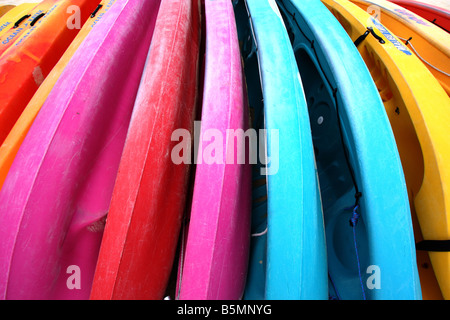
[
  {"left": 13, "top": 14, "right": 31, "bottom": 29},
  {"left": 90, "top": 4, "right": 103, "bottom": 18},
  {"left": 30, "top": 13, "right": 46, "bottom": 27},
  {"left": 354, "top": 27, "right": 385, "bottom": 47}
]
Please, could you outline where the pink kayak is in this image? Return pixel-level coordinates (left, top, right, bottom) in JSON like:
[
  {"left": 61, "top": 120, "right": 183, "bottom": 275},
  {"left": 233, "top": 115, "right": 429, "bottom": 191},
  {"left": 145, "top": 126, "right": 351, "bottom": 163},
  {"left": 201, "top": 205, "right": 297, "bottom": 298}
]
[
  {"left": 176, "top": 0, "right": 252, "bottom": 300},
  {"left": 0, "top": 0, "right": 160, "bottom": 299}
]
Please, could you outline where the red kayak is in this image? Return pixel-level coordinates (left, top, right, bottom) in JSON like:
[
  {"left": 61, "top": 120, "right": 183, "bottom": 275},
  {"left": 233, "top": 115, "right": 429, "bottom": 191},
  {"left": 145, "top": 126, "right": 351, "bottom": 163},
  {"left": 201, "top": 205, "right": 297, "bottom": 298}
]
[
  {"left": 90, "top": 0, "right": 201, "bottom": 300},
  {"left": 390, "top": 0, "right": 450, "bottom": 32}
]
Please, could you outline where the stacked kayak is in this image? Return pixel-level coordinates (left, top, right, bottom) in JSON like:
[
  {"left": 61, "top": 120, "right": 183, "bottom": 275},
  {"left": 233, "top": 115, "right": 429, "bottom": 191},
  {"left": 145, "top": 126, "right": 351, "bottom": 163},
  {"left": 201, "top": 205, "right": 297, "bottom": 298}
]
[
  {"left": 349, "top": 0, "right": 450, "bottom": 96},
  {"left": 233, "top": 0, "right": 327, "bottom": 300},
  {"left": 0, "top": 0, "right": 116, "bottom": 190},
  {"left": 0, "top": 0, "right": 448, "bottom": 301},
  {"left": 323, "top": 0, "right": 450, "bottom": 300},
  {"left": 0, "top": 0, "right": 102, "bottom": 145},
  {"left": 389, "top": 0, "right": 450, "bottom": 32},
  {"left": 176, "top": 0, "right": 252, "bottom": 300},
  {"left": 276, "top": 0, "right": 420, "bottom": 300},
  {"left": 90, "top": 0, "right": 200, "bottom": 300},
  {"left": 0, "top": 0, "right": 160, "bottom": 300}
]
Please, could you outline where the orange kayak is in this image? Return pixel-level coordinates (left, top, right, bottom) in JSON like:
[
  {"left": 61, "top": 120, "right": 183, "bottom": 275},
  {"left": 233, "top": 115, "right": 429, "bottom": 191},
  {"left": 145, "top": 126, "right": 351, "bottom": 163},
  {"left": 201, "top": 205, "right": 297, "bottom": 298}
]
[
  {"left": 0, "top": 0, "right": 115, "bottom": 190},
  {"left": 0, "top": 0, "right": 102, "bottom": 145}
]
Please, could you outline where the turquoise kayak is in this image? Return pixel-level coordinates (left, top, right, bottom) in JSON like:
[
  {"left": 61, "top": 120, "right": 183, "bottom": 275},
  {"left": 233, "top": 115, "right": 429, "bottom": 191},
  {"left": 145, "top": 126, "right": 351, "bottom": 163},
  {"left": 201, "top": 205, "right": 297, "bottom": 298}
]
[
  {"left": 277, "top": 0, "right": 421, "bottom": 299},
  {"left": 233, "top": 0, "right": 328, "bottom": 300}
]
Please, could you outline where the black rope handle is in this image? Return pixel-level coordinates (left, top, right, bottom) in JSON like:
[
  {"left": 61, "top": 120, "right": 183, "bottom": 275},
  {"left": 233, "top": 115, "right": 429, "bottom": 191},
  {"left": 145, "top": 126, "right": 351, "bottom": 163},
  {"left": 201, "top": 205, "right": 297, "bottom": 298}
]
[
  {"left": 30, "top": 12, "right": 46, "bottom": 27},
  {"left": 354, "top": 27, "right": 385, "bottom": 47},
  {"left": 90, "top": 4, "right": 103, "bottom": 18},
  {"left": 13, "top": 14, "right": 31, "bottom": 29}
]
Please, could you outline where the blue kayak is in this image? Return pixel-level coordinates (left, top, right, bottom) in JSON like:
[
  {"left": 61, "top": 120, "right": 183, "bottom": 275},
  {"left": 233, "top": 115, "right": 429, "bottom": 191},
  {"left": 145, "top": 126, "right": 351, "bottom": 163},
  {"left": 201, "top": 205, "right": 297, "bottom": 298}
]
[
  {"left": 233, "top": 0, "right": 328, "bottom": 300},
  {"left": 276, "top": 0, "right": 422, "bottom": 299}
]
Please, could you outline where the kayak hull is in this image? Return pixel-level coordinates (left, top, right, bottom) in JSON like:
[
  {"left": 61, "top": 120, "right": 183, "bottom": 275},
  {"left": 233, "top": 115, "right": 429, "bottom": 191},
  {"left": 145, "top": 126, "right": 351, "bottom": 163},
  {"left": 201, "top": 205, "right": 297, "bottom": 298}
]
[
  {"left": 177, "top": 0, "right": 252, "bottom": 301},
  {"left": 235, "top": 0, "right": 328, "bottom": 300},
  {"left": 90, "top": 0, "right": 201, "bottom": 300}
]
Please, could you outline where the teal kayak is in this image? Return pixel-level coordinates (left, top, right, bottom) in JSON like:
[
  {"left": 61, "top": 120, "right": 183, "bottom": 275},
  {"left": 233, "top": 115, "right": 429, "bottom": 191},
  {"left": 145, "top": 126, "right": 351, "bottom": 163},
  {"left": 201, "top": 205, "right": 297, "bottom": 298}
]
[
  {"left": 277, "top": 0, "right": 421, "bottom": 299},
  {"left": 234, "top": 0, "right": 328, "bottom": 300}
]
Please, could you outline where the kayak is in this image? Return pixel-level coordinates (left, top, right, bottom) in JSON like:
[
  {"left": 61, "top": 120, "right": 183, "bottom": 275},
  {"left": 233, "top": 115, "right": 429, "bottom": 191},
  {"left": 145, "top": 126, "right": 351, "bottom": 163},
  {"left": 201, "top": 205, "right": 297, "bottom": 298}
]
[
  {"left": 176, "top": 0, "right": 252, "bottom": 300},
  {"left": 0, "top": 0, "right": 117, "bottom": 190},
  {"left": 0, "top": 0, "right": 160, "bottom": 300},
  {"left": 277, "top": 0, "right": 421, "bottom": 300},
  {"left": 323, "top": 0, "right": 450, "bottom": 300},
  {"left": 0, "top": 3, "right": 37, "bottom": 38},
  {"left": 0, "top": 0, "right": 102, "bottom": 145},
  {"left": 90, "top": 0, "right": 200, "bottom": 300},
  {"left": 389, "top": 0, "right": 450, "bottom": 32},
  {"left": 349, "top": 0, "right": 450, "bottom": 96},
  {"left": 234, "top": 0, "right": 328, "bottom": 300},
  {"left": 0, "top": 0, "right": 57, "bottom": 56}
]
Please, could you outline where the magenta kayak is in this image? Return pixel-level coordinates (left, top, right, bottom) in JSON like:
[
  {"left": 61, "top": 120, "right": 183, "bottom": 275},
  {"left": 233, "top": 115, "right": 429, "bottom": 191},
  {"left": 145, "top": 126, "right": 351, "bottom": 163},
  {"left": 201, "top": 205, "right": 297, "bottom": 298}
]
[{"left": 176, "top": 0, "right": 252, "bottom": 300}]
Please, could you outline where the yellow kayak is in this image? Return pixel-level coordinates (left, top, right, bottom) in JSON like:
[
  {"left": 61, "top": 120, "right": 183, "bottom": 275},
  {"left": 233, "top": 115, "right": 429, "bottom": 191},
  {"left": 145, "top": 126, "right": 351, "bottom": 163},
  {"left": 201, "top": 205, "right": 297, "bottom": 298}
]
[
  {"left": 322, "top": 0, "right": 450, "bottom": 300},
  {"left": 0, "top": 0, "right": 115, "bottom": 190},
  {"left": 349, "top": 0, "right": 450, "bottom": 96},
  {"left": 0, "top": 3, "right": 38, "bottom": 38}
]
